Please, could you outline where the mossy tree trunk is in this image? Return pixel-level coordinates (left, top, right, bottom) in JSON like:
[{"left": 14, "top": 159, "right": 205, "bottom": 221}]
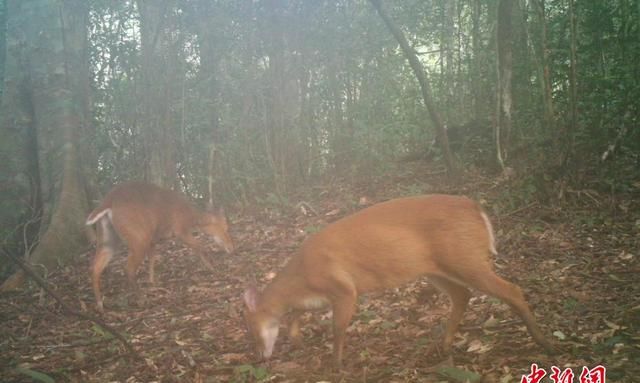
[{"left": 1, "top": 0, "right": 90, "bottom": 290}]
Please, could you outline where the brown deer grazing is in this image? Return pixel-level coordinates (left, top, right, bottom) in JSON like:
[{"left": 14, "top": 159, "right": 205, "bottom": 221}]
[
  {"left": 86, "top": 181, "right": 234, "bottom": 312},
  {"left": 243, "top": 194, "right": 555, "bottom": 367}
]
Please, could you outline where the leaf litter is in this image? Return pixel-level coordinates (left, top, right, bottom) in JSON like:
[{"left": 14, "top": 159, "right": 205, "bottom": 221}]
[{"left": 1, "top": 165, "right": 639, "bottom": 382}]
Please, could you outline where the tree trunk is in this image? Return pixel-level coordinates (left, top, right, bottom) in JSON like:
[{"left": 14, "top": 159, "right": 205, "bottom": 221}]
[
  {"left": 194, "top": 1, "right": 223, "bottom": 204},
  {"left": 0, "top": 0, "right": 40, "bottom": 287},
  {"left": 561, "top": 0, "right": 578, "bottom": 172},
  {"left": 1, "top": 0, "right": 90, "bottom": 291},
  {"left": 532, "top": 0, "right": 555, "bottom": 136},
  {"left": 262, "top": 0, "right": 300, "bottom": 196},
  {"left": 137, "top": 0, "right": 177, "bottom": 188},
  {"left": 440, "top": 0, "right": 455, "bottom": 123},
  {"left": 495, "top": 0, "right": 514, "bottom": 171},
  {"left": 369, "top": 0, "right": 457, "bottom": 177},
  {"left": 471, "top": 0, "right": 483, "bottom": 120},
  {"left": 0, "top": 0, "right": 5, "bottom": 100}
]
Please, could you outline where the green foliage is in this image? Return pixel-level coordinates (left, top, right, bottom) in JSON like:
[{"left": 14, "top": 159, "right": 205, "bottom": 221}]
[
  {"left": 303, "top": 225, "right": 321, "bottom": 234},
  {"left": 414, "top": 337, "right": 430, "bottom": 347},
  {"left": 233, "top": 364, "right": 269, "bottom": 383},
  {"left": 90, "top": 324, "right": 114, "bottom": 340},
  {"left": 562, "top": 297, "right": 579, "bottom": 312},
  {"left": 3, "top": 0, "right": 640, "bottom": 249},
  {"left": 398, "top": 182, "right": 427, "bottom": 197},
  {"left": 603, "top": 334, "right": 629, "bottom": 348},
  {"left": 83, "top": 0, "right": 639, "bottom": 205},
  {"left": 357, "top": 309, "right": 377, "bottom": 324},
  {"left": 15, "top": 367, "right": 55, "bottom": 383},
  {"left": 255, "top": 192, "right": 290, "bottom": 212},
  {"left": 380, "top": 320, "right": 396, "bottom": 330},
  {"left": 0, "top": 0, "right": 5, "bottom": 99},
  {"left": 437, "top": 366, "right": 482, "bottom": 383}
]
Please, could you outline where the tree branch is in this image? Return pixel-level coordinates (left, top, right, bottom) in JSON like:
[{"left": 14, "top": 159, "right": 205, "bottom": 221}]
[
  {"left": 368, "top": 0, "right": 457, "bottom": 177},
  {"left": 0, "top": 249, "right": 141, "bottom": 360}
]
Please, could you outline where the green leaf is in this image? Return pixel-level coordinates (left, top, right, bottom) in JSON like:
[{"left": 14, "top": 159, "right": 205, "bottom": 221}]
[
  {"left": 16, "top": 367, "right": 55, "bottom": 383},
  {"left": 234, "top": 364, "right": 253, "bottom": 374},
  {"left": 252, "top": 367, "right": 268, "bottom": 380},
  {"left": 563, "top": 297, "right": 579, "bottom": 311},
  {"left": 91, "top": 324, "right": 113, "bottom": 339},
  {"left": 380, "top": 320, "right": 396, "bottom": 329},
  {"left": 608, "top": 274, "right": 626, "bottom": 282},
  {"left": 437, "top": 366, "right": 482, "bottom": 383},
  {"left": 358, "top": 310, "right": 377, "bottom": 322},
  {"left": 604, "top": 334, "right": 627, "bottom": 347},
  {"left": 304, "top": 225, "right": 321, "bottom": 234},
  {"left": 233, "top": 364, "right": 269, "bottom": 382}
]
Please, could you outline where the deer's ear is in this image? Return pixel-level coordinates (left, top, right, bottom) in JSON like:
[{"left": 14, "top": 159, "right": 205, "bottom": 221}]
[{"left": 243, "top": 285, "right": 259, "bottom": 312}]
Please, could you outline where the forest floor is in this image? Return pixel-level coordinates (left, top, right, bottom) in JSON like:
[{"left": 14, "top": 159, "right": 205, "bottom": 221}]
[{"left": 1, "top": 163, "right": 639, "bottom": 383}]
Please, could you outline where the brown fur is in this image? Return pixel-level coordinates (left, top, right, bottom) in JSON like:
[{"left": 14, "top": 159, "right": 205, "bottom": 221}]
[
  {"left": 244, "top": 194, "right": 554, "bottom": 367},
  {"left": 87, "top": 181, "right": 234, "bottom": 312}
]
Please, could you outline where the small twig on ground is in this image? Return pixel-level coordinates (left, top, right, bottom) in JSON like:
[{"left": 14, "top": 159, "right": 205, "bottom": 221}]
[
  {"left": 501, "top": 202, "right": 538, "bottom": 218},
  {"left": 296, "top": 201, "right": 321, "bottom": 217},
  {"left": 37, "top": 337, "right": 115, "bottom": 350},
  {"left": 565, "top": 188, "right": 602, "bottom": 206},
  {"left": 0, "top": 249, "right": 140, "bottom": 360}
]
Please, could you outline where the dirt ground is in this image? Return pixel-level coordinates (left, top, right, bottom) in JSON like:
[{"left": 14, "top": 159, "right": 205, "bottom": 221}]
[{"left": 2, "top": 166, "right": 639, "bottom": 382}]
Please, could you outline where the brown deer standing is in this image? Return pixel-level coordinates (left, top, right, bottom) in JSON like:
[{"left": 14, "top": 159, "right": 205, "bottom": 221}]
[
  {"left": 86, "top": 181, "right": 234, "bottom": 312},
  {"left": 243, "top": 194, "right": 555, "bottom": 367}
]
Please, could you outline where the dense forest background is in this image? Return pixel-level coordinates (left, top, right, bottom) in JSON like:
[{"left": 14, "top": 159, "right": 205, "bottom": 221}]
[
  {"left": 1, "top": 0, "right": 640, "bottom": 381},
  {"left": 1, "top": 0, "right": 639, "bottom": 273}
]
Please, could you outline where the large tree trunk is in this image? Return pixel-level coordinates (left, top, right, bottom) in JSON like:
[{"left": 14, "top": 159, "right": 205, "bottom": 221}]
[
  {"left": 1, "top": 0, "right": 90, "bottom": 291},
  {"left": 0, "top": 0, "right": 44, "bottom": 274},
  {"left": 137, "top": 0, "right": 178, "bottom": 188},
  {"left": 369, "top": 0, "right": 457, "bottom": 177}
]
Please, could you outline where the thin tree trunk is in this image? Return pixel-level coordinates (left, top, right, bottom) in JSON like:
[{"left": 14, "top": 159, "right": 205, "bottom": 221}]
[
  {"left": 369, "top": 0, "right": 457, "bottom": 176},
  {"left": 0, "top": 0, "right": 6, "bottom": 100},
  {"left": 194, "top": 0, "right": 223, "bottom": 204},
  {"left": 441, "top": 0, "right": 454, "bottom": 123},
  {"left": 263, "top": 0, "right": 300, "bottom": 196},
  {"left": 562, "top": 0, "right": 578, "bottom": 172},
  {"left": 264, "top": 0, "right": 287, "bottom": 196},
  {"left": 532, "top": 0, "right": 555, "bottom": 136},
  {"left": 495, "top": 0, "right": 514, "bottom": 171},
  {"left": 471, "top": 0, "right": 482, "bottom": 120}
]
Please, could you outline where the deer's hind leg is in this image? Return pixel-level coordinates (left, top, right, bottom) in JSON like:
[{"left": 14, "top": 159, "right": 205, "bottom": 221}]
[
  {"left": 429, "top": 276, "right": 472, "bottom": 353},
  {"left": 448, "top": 251, "right": 555, "bottom": 353},
  {"left": 91, "top": 218, "right": 116, "bottom": 312}
]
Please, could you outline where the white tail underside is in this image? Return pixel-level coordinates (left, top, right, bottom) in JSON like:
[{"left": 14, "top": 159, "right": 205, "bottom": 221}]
[
  {"left": 86, "top": 208, "right": 112, "bottom": 226},
  {"left": 480, "top": 211, "right": 497, "bottom": 255}
]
